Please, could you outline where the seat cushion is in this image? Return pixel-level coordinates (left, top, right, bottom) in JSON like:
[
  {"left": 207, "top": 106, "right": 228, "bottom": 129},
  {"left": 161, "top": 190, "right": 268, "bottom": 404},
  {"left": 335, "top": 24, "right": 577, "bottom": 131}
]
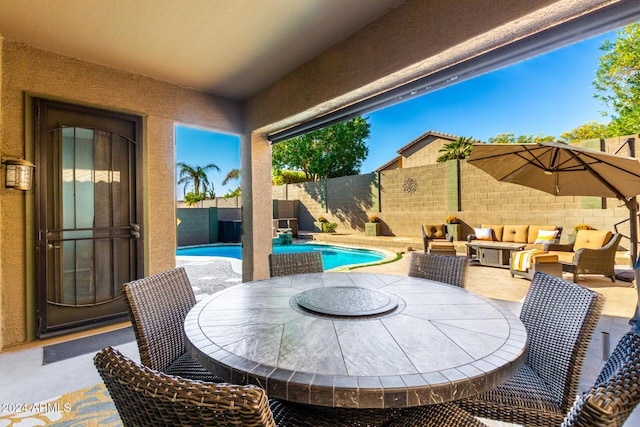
[
  {"left": 429, "top": 241, "right": 455, "bottom": 249},
  {"left": 547, "top": 251, "right": 576, "bottom": 264},
  {"left": 423, "top": 224, "right": 446, "bottom": 239},
  {"left": 502, "top": 225, "right": 529, "bottom": 243},
  {"left": 573, "top": 230, "right": 613, "bottom": 250}
]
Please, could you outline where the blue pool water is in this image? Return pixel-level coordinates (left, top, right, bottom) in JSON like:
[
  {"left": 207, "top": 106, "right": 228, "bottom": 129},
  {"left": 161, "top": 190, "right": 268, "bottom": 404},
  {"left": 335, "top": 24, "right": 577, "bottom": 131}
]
[{"left": 176, "top": 244, "right": 386, "bottom": 270}]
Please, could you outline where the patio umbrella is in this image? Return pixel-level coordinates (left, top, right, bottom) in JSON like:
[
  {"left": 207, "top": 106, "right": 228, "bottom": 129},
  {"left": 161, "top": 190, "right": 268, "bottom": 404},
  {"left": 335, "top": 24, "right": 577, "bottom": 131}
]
[{"left": 466, "top": 141, "right": 640, "bottom": 331}]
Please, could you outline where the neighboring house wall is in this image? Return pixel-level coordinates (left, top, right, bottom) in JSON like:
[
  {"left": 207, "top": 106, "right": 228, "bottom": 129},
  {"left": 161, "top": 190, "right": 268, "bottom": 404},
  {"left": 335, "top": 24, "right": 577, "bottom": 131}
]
[
  {"left": 398, "top": 133, "right": 458, "bottom": 168},
  {"left": 0, "top": 40, "right": 243, "bottom": 347}
]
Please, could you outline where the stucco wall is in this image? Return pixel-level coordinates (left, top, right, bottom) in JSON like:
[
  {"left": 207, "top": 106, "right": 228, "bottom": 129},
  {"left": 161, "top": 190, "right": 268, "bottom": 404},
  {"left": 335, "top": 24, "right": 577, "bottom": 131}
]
[
  {"left": 0, "top": 40, "right": 243, "bottom": 347},
  {"left": 400, "top": 136, "right": 453, "bottom": 168}
]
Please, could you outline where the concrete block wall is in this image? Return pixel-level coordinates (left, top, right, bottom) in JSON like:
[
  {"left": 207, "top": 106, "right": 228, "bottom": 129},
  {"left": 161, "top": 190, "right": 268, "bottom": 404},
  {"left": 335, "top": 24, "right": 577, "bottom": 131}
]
[
  {"left": 272, "top": 145, "right": 636, "bottom": 249},
  {"left": 177, "top": 207, "right": 242, "bottom": 246},
  {"left": 177, "top": 208, "right": 211, "bottom": 246}
]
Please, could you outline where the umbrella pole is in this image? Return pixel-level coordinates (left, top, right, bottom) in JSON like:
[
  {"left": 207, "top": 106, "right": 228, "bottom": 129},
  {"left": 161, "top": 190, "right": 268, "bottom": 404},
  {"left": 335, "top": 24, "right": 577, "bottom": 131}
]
[
  {"left": 624, "top": 137, "right": 640, "bottom": 332},
  {"left": 631, "top": 200, "right": 640, "bottom": 333}
]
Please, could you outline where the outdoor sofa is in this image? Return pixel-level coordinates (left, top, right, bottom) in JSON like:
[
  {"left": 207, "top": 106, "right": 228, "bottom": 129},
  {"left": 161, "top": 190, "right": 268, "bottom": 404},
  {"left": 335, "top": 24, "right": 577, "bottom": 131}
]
[{"left": 467, "top": 224, "right": 562, "bottom": 259}]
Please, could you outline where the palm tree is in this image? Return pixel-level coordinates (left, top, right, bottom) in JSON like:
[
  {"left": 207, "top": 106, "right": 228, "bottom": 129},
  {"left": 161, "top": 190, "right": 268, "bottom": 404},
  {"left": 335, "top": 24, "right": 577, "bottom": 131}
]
[
  {"left": 221, "top": 168, "right": 240, "bottom": 186},
  {"left": 436, "top": 137, "right": 474, "bottom": 162},
  {"left": 222, "top": 168, "right": 241, "bottom": 197},
  {"left": 177, "top": 162, "right": 220, "bottom": 196}
]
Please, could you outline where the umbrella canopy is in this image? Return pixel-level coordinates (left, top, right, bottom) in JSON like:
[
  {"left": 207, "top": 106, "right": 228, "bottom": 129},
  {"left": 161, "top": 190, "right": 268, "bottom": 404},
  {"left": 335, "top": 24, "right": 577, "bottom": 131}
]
[
  {"left": 468, "top": 141, "right": 640, "bottom": 333},
  {"left": 466, "top": 142, "right": 640, "bottom": 200}
]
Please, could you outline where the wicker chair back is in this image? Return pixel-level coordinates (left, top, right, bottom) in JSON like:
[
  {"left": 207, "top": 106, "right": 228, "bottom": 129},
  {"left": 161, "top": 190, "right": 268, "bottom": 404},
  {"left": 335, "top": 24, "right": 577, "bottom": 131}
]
[
  {"left": 122, "top": 267, "right": 195, "bottom": 371},
  {"left": 94, "top": 346, "right": 276, "bottom": 427},
  {"left": 269, "top": 251, "right": 324, "bottom": 277},
  {"left": 562, "top": 331, "right": 640, "bottom": 427},
  {"left": 522, "top": 272, "right": 605, "bottom": 409},
  {"left": 407, "top": 252, "right": 468, "bottom": 288}
]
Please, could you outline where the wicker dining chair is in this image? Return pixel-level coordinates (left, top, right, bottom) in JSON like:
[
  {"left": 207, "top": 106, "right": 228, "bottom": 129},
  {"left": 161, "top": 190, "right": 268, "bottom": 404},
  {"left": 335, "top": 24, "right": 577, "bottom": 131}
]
[
  {"left": 94, "top": 346, "right": 278, "bottom": 427},
  {"left": 562, "top": 331, "right": 640, "bottom": 427},
  {"left": 95, "top": 346, "right": 413, "bottom": 427},
  {"left": 457, "top": 272, "right": 605, "bottom": 426},
  {"left": 122, "top": 267, "right": 222, "bottom": 382},
  {"left": 387, "top": 331, "right": 640, "bottom": 427},
  {"left": 268, "top": 251, "right": 324, "bottom": 277},
  {"left": 407, "top": 251, "right": 468, "bottom": 288}
]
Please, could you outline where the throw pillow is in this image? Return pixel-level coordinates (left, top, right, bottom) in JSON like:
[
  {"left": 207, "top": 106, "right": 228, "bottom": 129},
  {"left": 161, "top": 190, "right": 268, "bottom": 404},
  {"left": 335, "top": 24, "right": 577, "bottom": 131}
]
[
  {"left": 474, "top": 227, "right": 494, "bottom": 241},
  {"left": 534, "top": 229, "right": 558, "bottom": 244}
]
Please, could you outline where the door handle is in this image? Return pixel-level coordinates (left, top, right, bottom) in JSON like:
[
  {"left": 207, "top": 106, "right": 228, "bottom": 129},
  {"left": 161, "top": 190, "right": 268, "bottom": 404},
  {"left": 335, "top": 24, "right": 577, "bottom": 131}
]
[
  {"left": 47, "top": 244, "right": 61, "bottom": 250},
  {"left": 130, "top": 224, "right": 141, "bottom": 239}
]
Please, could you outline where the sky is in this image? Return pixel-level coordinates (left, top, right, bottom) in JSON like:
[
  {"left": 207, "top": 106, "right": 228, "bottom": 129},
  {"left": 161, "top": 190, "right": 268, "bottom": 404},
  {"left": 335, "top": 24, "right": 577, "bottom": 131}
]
[{"left": 176, "top": 28, "right": 620, "bottom": 199}]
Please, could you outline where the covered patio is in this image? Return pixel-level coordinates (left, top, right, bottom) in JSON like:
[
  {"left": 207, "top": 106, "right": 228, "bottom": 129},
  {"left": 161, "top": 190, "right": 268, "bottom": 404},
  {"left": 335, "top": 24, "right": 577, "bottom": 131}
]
[
  {"left": 2, "top": 0, "right": 640, "bottom": 425},
  {"left": 1, "top": 248, "right": 638, "bottom": 424}
]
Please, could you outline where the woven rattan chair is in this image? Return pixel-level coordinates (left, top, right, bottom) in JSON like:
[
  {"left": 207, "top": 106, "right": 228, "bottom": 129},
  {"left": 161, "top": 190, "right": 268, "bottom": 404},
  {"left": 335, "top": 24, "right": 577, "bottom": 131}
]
[
  {"left": 457, "top": 272, "right": 605, "bottom": 426},
  {"left": 96, "top": 346, "right": 415, "bottom": 427},
  {"left": 389, "top": 331, "right": 640, "bottom": 427},
  {"left": 407, "top": 251, "right": 468, "bottom": 288},
  {"left": 562, "top": 331, "right": 640, "bottom": 427},
  {"left": 269, "top": 251, "right": 324, "bottom": 277},
  {"left": 122, "top": 267, "right": 222, "bottom": 382},
  {"left": 386, "top": 402, "right": 486, "bottom": 427},
  {"left": 546, "top": 232, "right": 622, "bottom": 282},
  {"left": 94, "top": 346, "right": 278, "bottom": 427}
]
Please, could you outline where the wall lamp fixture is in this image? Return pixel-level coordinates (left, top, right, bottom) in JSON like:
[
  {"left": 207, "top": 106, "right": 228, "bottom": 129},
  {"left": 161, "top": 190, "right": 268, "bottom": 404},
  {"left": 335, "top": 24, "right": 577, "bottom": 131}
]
[{"left": 2, "top": 157, "right": 36, "bottom": 190}]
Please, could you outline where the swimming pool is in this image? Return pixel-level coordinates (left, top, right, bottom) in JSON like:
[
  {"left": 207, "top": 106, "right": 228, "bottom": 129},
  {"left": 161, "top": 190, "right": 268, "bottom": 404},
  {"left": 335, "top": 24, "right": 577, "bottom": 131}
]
[{"left": 176, "top": 243, "right": 386, "bottom": 270}]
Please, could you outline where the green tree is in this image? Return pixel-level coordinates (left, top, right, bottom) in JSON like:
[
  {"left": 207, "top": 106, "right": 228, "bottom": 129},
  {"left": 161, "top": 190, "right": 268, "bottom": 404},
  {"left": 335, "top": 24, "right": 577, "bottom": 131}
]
[
  {"left": 559, "top": 121, "right": 612, "bottom": 143},
  {"left": 177, "top": 162, "right": 220, "bottom": 196},
  {"left": 183, "top": 191, "right": 206, "bottom": 207},
  {"left": 272, "top": 117, "right": 370, "bottom": 181},
  {"left": 594, "top": 23, "right": 640, "bottom": 134},
  {"left": 272, "top": 170, "right": 308, "bottom": 185},
  {"left": 436, "top": 137, "right": 474, "bottom": 162},
  {"left": 487, "top": 132, "right": 555, "bottom": 144}
]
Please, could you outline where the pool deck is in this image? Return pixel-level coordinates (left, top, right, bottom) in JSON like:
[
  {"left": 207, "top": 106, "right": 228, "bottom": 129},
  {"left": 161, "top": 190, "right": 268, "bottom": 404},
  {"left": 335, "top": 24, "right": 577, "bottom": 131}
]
[{"left": 2, "top": 233, "right": 639, "bottom": 425}]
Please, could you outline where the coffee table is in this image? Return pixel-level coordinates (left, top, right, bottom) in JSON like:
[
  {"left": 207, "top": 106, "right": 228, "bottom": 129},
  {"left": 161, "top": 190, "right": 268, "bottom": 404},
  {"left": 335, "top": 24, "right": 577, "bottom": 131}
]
[{"left": 466, "top": 241, "right": 526, "bottom": 268}]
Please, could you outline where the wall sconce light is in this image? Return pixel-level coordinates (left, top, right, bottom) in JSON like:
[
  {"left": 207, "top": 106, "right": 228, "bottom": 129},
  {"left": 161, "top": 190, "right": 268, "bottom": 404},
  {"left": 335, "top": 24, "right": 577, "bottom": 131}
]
[{"left": 3, "top": 158, "right": 36, "bottom": 190}]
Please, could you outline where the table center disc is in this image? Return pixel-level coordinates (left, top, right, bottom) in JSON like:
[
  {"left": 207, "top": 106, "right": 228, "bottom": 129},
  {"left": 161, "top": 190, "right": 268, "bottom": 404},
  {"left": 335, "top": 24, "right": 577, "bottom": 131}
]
[{"left": 295, "top": 286, "right": 398, "bottom": 317}]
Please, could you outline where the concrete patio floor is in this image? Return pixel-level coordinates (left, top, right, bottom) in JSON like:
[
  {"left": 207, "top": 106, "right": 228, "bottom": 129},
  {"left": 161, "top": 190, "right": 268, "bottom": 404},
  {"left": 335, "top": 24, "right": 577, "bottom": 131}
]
[{"left": 1, "top": 239, "right": 639, "bottom": 425}]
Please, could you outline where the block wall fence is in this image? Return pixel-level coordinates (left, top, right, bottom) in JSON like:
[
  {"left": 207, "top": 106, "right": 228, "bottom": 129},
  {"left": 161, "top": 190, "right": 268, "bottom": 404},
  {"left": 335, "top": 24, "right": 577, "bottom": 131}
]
[{"left": 273, "top": 136, "right": 639, "bottom": 248}]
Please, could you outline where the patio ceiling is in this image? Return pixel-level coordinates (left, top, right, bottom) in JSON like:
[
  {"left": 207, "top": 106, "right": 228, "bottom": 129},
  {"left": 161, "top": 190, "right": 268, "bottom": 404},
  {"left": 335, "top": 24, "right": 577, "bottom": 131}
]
[{"left": 0, "top": 0, "right": 404, "bottom": 101}]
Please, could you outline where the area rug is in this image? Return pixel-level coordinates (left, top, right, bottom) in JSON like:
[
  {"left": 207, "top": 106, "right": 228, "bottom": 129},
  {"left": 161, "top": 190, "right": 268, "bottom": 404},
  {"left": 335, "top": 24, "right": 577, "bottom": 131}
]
[
  {"left": 0, "top": 383, "right": 517, "bottom": 427},
  {"left": 43, "top": 327, "right": 135, "bottom": 364},
  {"left": 0, "top": 383, "right": 121, "bottom": 426}
]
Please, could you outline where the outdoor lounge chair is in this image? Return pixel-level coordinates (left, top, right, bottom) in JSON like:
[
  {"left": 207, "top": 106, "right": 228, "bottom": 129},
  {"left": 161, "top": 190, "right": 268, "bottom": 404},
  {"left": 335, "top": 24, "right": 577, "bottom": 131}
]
[
  {"left": 95, "top": 346, "right": 414, "bottom": 427},
  {"left": 122, "top": 267, "right": 222, "bottom": 382},
  {"left": 456, "top": 272, "right": 605, "bottom": 426},
  {"left": 269, "top": 251, "right": 324, "bottom": 277},
  {"left": 386, "top": 331, "right": 640, "bottom": 427},
  {"left": 545, "top": 231, "right": 622, "bottom": 282},
  {"left": 421, "top": 223, "right": 455, "bottom": 254},
  {"left": 408, "top": 251, "right": 468, "bottom": 288}
]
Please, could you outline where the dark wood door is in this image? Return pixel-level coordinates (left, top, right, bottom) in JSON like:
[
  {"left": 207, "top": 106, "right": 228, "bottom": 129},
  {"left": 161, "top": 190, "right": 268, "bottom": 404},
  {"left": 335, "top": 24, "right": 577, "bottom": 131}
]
[{"left": 35, "top": 99, "right": 143, "bottom": 336}]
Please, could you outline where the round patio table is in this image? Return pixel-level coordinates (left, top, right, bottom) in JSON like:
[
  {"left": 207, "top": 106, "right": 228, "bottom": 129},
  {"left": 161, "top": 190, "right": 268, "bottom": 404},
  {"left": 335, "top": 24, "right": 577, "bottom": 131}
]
[{"left": 184, "top": 272, "right": 527, "bottom": 409}]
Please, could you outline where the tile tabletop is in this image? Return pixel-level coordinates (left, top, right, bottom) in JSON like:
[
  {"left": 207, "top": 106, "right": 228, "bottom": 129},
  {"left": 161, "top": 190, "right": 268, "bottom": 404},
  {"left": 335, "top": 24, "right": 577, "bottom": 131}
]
[{"left": 184, "top": 272, "right": 527, "bottom": 409}]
